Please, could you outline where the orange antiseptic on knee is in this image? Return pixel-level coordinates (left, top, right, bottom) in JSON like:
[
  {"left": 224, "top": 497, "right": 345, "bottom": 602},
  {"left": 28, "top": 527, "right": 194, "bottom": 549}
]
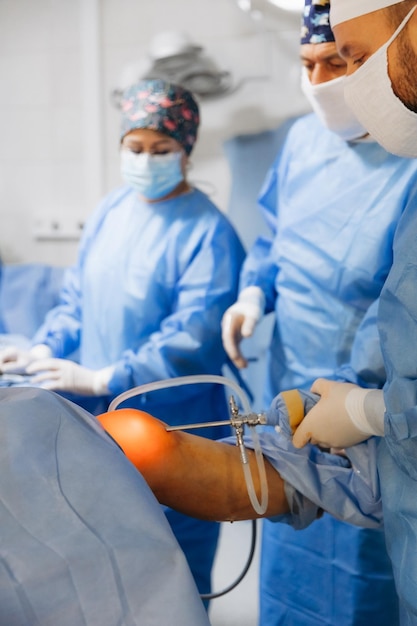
[{"left": 97, "top": 408, "right": 176, "bottom": 474}]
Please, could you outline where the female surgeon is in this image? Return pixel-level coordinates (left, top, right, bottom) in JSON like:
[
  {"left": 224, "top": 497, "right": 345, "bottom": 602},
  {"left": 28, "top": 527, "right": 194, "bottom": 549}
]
[{"left": 0, "top": 78, "right": 246, "bottom": 602}]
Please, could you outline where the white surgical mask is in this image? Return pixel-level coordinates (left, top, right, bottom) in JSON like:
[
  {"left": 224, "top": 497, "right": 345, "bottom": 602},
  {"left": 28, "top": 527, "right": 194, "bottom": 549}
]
[
  {"left": 120, "top": 150, "right": 184, "bottom": 200},
  {"left": 301, "top": 67, "right": 367, "bottom": 141},
  {"left": 344, "top": 5, "right": 417, "bottom": 158}
]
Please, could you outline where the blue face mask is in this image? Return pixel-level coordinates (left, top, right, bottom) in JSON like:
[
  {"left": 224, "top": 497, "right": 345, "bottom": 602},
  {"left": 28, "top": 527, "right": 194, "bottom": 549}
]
[{"left": 120, "top": 150, "right": 184, "bottom": 200}]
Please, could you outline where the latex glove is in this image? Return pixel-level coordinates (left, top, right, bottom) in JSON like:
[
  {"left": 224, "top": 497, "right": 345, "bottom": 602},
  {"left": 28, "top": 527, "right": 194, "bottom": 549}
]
[
  {"left": 0, "top": 344, "right": 52, "bottom": 374},
  {"left": 26, "top": 358, "right": 114, "bottom": 396},
  {"left": 221, "top": 286, "right": 265, "bottom": 369},
  {"left": 292, "top": 378, "right": 384, "bottom": 449}
]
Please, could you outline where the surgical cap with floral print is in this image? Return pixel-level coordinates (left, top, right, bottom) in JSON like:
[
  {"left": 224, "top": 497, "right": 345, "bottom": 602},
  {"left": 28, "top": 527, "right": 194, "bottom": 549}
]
[{"left": 120, "top": 78, "right": 200, "bottom": 155}]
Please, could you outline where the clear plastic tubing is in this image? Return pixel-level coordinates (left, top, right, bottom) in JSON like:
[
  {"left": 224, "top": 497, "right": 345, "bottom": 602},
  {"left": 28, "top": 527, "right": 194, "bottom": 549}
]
[{"left": 108, "top": 374, "right": 268, "bottom": 516}]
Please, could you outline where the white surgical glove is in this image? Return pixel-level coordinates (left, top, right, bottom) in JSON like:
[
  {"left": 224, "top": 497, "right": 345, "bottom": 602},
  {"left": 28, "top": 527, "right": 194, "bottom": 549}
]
[
  {"left": 292, "top": 378, "right": 385, "bottom": 449},
  {"left": 221, "top": 286, "right": 265, "bottom": 369},
  {"left": 26, "top": 358, "right": 114, "bottom": 396},
  {"left": 0, "top": 344, "right": 52, "bottom": 374}
]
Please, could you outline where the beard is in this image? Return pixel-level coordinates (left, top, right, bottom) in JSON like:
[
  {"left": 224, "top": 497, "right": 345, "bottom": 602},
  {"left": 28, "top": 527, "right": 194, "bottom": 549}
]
[{"left": 393, "top": 28, "right": 417, "bottom": 113}]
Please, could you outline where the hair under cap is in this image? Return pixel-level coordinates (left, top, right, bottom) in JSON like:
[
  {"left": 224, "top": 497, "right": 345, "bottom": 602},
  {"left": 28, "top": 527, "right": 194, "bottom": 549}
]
[
  {"left": 330, "top": 0, "right": 403, "bottom": 27},
  {"left": 120, "top": 78, "right": 200, "bottom": 155},
  {"left": 301, "top": 0, "right": 334, "bottom": 44}
]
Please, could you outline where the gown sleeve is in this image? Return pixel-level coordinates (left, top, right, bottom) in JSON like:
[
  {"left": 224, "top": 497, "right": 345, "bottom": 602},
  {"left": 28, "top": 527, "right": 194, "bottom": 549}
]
[{"left": 378, "top": 191, "right": 417, "bottom": 479}]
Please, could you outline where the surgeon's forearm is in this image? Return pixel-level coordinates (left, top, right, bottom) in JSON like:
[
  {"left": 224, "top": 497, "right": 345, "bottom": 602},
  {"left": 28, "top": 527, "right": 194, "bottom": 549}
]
[{"left": 147, "top": 431, "right": 289, "bottom": 522}]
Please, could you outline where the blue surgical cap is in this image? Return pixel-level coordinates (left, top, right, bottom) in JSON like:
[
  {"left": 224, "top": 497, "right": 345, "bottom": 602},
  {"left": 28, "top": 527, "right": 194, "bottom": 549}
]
[{"left": 301, "top": 0, "right": 335, "bottom": 44}]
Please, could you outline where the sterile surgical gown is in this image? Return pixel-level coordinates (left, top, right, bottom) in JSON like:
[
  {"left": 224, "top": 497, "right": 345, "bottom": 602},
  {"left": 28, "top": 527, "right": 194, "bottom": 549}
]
[
  {"left": 32, "top": 185, "right": 246, "bottom": 600},
  {"left": 239, "top": 113, "right": 417, "bottom": 626},
  {"left": 377, "top": 195, "right": 417, "bottom": 625}
]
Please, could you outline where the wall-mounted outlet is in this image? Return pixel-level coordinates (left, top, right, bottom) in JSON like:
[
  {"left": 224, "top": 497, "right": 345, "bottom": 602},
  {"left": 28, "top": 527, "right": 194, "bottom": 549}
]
[{"left": 33, "top": 216, "right": 84, "bottom": 241}]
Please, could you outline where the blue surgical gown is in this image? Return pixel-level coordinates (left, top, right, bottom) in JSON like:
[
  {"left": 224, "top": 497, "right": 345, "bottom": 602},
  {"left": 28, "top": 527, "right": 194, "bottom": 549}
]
[
  {"left": 377, "top": 196, "right": 417, "bottom": 624},
  {"left": 32, "top": 185, "right": 246, "bottom": 599},
  {"left": 239, "top": 113, "right": 417, "bottom": 626}
]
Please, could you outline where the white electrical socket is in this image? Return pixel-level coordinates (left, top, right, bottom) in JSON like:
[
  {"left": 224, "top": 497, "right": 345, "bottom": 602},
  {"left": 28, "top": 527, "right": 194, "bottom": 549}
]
[{"left": 33, "top": 216, "right": 84, "bottom": 241}]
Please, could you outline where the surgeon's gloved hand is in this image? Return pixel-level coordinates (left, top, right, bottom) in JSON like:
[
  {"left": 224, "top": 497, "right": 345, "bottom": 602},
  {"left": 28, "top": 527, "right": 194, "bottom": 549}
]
[
  {"left": 0, "top": 344, "right": 52, "bottom": 374},
  {"left": 221, "top": 286, "right": 265, "bottom": 369},
  {"left": 26, "top": 358, "right": 115, "bottom": 396},
  {"left": 292, "top": 378, "right": 385, "bottom": 449}
]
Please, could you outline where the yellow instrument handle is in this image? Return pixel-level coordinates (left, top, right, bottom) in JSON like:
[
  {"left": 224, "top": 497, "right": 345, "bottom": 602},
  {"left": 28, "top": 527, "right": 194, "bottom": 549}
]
[{"left": 280, "top": 389, "right": 305, "bottom": 433}]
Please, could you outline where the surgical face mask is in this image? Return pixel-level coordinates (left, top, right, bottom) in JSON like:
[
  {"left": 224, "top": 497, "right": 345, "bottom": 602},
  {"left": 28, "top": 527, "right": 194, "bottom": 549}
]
[
  {"left": 344, "top": 5, "right": 417, "bottom": 158},
  {"left": 120, "top": 150, "right": 184, "bottom": 200},
  {"left": 301, "top": 67, "right": 367, "bottom": 141}
]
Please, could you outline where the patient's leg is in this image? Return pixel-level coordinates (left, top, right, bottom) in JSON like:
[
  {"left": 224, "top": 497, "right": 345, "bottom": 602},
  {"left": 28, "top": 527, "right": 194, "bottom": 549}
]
[{"left": 97, "top": 408, "right": 289, "bottom": 522}]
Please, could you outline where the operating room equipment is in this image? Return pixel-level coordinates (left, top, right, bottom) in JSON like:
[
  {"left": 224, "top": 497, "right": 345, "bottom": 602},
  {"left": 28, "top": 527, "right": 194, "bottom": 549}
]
[
  {"left": 109, "top": 373, "right": 269, "bottom": 516},
  {"left": 112, "top": 31, "right": 234, "bottom": 105}
]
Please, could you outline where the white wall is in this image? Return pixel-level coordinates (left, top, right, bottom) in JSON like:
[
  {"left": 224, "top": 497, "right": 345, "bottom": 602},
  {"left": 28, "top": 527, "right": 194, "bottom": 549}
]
[{"left": 0, "top": 0, "right": 309, "bottom": 266}]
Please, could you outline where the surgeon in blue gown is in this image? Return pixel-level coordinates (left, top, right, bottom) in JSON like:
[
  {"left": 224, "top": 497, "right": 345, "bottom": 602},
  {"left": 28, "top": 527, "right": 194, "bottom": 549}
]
[
  {"left": 285, "top": 1, "right": 417, "bottom": 624},
  {"left": 221, "top": 2, "right": 417, "bottom": 624},
  {"left": 0, "top": 78, "right": 245, "bottom": 602}
]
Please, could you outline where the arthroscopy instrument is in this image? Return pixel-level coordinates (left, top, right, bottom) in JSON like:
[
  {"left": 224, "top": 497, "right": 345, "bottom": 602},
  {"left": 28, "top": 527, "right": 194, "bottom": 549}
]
[{"left": 108, "top": 374, "right": 269, "bottom": 516}]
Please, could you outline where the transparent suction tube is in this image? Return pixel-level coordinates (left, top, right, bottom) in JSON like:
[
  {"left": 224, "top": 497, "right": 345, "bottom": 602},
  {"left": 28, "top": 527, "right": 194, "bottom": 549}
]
[{"left": 108, "top": 374, "right": 268, "bottom": 515}]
